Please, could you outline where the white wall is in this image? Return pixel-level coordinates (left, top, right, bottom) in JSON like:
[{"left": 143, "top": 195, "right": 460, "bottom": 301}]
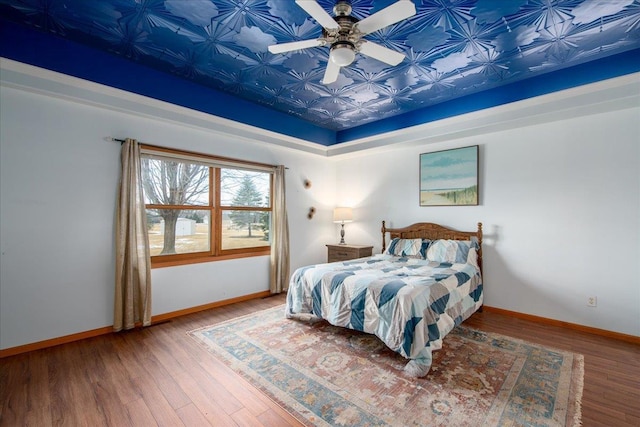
[
  {"left": 336, "top": 106, "right": 640, "bottom": 336},
  {"left": 0, "top": 86, "right": 336, "bottom": 350},
  {"left": 2, "top": 76, "right": 638, "bottom": 351}
]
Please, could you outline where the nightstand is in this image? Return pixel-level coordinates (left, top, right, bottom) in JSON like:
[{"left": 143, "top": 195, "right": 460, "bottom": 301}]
[{"left": 326, "top": 244, "right": 373, "bottom": 263}]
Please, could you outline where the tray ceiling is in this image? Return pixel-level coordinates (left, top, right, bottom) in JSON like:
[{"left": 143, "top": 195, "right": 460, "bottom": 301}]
[{"left": 1, "top": 0, "right": 639, "bottom": 145}]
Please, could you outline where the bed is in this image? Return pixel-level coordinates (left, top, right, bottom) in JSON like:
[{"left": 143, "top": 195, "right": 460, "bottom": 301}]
[{"left": 285, "top": 221, "right": 483, "bottom": 377}]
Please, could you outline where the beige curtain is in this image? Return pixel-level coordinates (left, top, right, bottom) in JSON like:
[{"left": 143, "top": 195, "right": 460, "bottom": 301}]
[
  {"left": 114, "top": 138, "right": 152, "bottom": 331},
  {"left": 269, "top": 165, "right": 290, "bottom": 294}
]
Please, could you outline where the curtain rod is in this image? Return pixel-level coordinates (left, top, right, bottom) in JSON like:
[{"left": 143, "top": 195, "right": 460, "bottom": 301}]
[
  {"left": 105, "top": 137, "right": 125, "bottom": 143},
  {"left": 105, "top": 137, "right": 287, "bottom": 169}
]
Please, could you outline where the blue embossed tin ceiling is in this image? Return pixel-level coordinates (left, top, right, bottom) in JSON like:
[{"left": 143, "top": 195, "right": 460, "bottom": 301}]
[{"left": 1, "top": 0, "right": 639, "bottom": 143}]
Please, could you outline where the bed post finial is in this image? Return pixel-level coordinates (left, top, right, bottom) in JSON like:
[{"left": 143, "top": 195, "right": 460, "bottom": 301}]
[{"left": 381, "top": 221, "right": 387, "bottom": 254}]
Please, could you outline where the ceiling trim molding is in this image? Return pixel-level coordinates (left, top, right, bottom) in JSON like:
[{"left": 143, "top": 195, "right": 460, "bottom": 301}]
[
  {"left": 335, "top": 49, "right": 640, "bottom": 144},
  {"left": 326, "top": 72, "right": 640, "bottom": 158},
  {"left": 2, "top": 57, "right": 637, "bottom": 160},
  {"left": 0, "top": 57, "right": 329, "bottom": 157},
  {"left": 3, "top": 19, "right": 638, "bottom": 149},
  {"left": 0, "top": 20, "right": 337, "bottom": 147}
]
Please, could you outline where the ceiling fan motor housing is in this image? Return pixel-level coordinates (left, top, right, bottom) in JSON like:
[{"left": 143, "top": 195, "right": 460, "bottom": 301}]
[
  {"left": 333, "top": 0, "right": 352, "bottom": 16},
  {"left": 322, "top": 1, "right": 360, "bottom": 67},
  {"left": 322, "top": 12, "right": 359, "bottom": 42}
]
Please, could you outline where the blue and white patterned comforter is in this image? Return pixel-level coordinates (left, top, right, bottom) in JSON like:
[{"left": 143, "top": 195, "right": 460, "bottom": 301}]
[{"left": 285, "top": 254, "right": 483, "bottom": 377}]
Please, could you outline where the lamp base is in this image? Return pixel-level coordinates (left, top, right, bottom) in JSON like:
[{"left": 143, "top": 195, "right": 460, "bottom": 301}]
[{"left": 339, "top": 223, "right": 346, "bottom": 244}]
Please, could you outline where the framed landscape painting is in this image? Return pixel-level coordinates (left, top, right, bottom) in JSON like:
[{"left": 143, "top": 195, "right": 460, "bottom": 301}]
[{"left": 420, "top": 145, "right": 479, "bottom": 206}]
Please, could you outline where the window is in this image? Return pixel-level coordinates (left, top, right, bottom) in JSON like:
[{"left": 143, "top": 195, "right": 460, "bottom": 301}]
[{"left": 140, "top": 146, "right": 273, "bottom": 266}]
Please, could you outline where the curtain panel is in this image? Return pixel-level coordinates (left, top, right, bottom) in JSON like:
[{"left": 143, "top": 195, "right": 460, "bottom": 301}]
[
  {"left": 114, "top": 138, "right": 152, "bottom": 331},
  {"left": 269, "top": 165, "right": 290, "bottom": 294}
]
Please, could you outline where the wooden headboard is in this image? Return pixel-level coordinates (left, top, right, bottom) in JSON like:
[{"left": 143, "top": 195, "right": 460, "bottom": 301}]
[{"left": 381, "top": 221, "right": 483, "bottom": 271}]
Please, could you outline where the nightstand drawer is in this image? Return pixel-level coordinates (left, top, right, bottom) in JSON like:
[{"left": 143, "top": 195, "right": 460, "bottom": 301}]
[{"left": 326, "top": 244, "right": 373, "bottom": 262}]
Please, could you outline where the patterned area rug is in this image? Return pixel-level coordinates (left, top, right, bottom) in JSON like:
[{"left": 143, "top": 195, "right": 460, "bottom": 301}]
[{"left": 189, "top": 306, "right": 583, "bottom": 426}]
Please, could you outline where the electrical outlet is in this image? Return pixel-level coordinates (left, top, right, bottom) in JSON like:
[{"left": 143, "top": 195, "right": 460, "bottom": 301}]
[{"left": 587, "top": 296, "right": 597, "bottom": 307}]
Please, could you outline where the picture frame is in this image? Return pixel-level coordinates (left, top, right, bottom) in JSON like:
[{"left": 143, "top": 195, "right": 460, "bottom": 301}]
[{"left": 420, "top": 145, "right": 479, "bottom": 206}]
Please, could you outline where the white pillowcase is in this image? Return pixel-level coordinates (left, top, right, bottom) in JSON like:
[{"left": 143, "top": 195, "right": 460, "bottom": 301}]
[
  {"left": 385, "top": 238, "right": 424, "bottom": 258},
  {"left": 426, "top": 239, "right": 478, "bottom": 266}
]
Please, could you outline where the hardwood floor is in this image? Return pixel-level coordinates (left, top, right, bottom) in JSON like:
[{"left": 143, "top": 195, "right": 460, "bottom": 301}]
[{"left": 1, "top": 294, "right": 639, "bottom": 426}]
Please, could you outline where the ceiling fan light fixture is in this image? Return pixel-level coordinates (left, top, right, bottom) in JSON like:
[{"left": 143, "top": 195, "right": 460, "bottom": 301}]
[{"left": 330, "top": 43, "right": 356, "bottom": 66}]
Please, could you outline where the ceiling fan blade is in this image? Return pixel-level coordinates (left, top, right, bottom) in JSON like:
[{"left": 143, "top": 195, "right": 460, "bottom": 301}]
[
  {"left": 359, "top": 40, "right": 405, "bottom": 66},
  {"left": 321, "top": 58, "right": 341, "bottom": 84},
  {"left": 295, "top": 0, "right": 339, "bottom": 31},
  {"left": 355, "top": 1, "right": 416, "bottom": 35},
  {"left": 268, "top": 39, "right": 324, "bottom": 54}
]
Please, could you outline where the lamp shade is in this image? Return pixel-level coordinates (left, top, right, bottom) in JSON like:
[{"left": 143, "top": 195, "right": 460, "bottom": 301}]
[{"left": 333, "top": 207, "right": 353, "bottom": 223}]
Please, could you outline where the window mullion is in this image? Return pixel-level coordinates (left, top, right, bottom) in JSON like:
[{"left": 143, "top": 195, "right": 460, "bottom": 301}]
[{"left": 213, "top": 167, "right": 221, "bottom": 256}]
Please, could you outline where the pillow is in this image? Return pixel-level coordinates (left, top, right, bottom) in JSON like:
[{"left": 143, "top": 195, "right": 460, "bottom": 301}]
[
  {"left": 385, "top": 238, "right": 430, "bottom": 258},
  {"left": 426, "top": 239, "right": 478, "bottom": 265}
]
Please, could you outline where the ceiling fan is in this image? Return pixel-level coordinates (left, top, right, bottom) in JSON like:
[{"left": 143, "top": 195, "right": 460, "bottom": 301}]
[{"left": 268, "top": 0, "right": 416, "bottom": 84}]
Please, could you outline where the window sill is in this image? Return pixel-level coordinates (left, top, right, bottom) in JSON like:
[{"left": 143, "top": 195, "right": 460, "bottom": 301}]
[{"left": 151, "top": 249, "right": 270, "bottom": 268}]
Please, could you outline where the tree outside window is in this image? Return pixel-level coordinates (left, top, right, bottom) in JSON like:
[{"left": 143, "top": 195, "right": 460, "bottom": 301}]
[
  {"left": 142, "top": 158, "right": 209, "bottom": 255},
  {"left": 220, "top": 169, "right": 270, "bottom": 250}
]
